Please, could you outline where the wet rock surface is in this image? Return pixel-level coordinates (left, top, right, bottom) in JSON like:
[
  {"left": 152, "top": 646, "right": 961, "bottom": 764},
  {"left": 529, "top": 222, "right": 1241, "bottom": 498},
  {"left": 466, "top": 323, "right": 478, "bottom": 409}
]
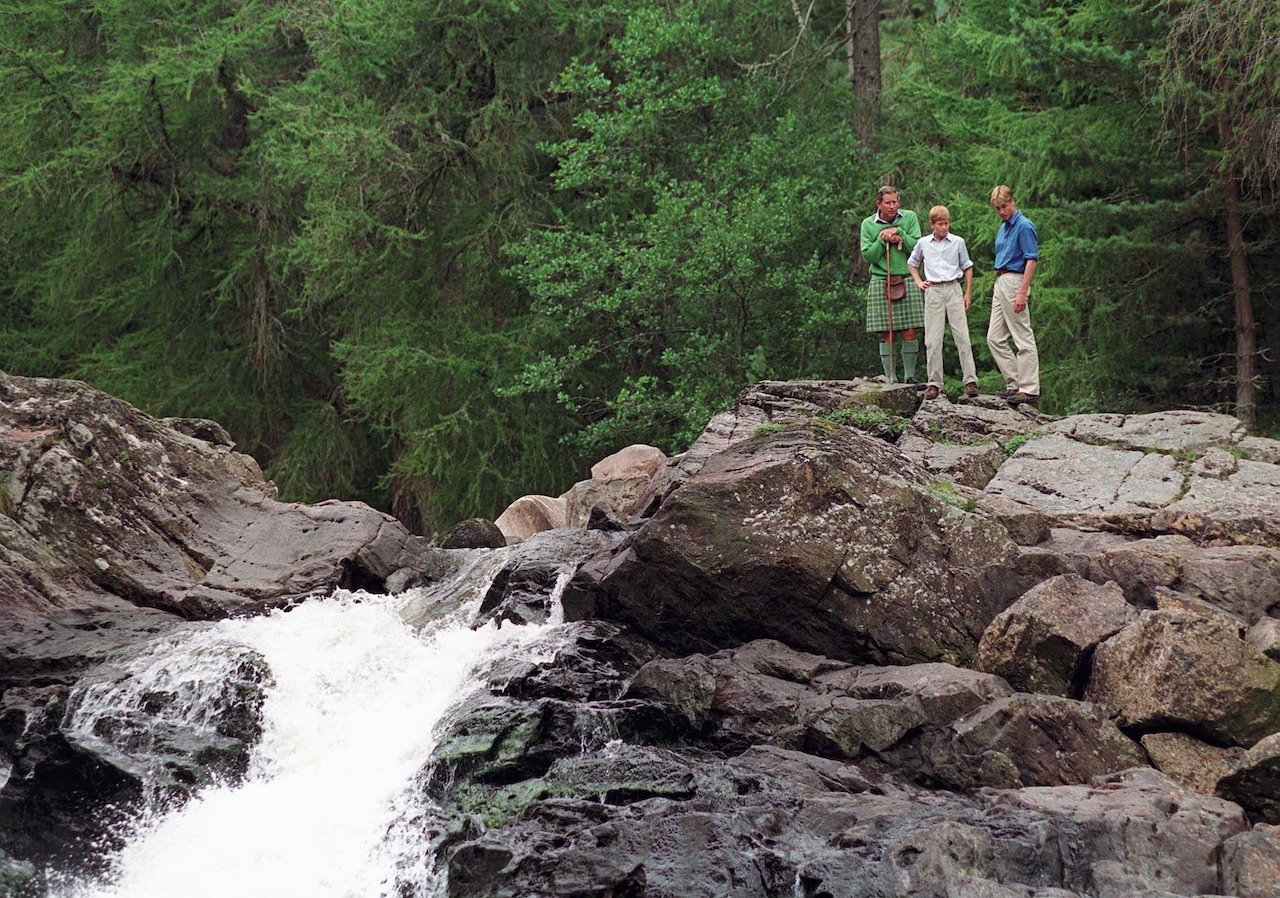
[{"left": 4, "top": 377, "right": 1280, "bottom": 896}]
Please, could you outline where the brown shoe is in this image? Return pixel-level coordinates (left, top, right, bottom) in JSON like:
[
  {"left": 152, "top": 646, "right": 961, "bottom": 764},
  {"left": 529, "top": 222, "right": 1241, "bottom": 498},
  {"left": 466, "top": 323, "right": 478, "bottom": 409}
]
[
  {"left": 1008, "top": 392, "right": 1039, "bottom": 407},
  {"left": 923, "top": 385, "right": 941, "bottom": 400},
  {"left": 965, "top": 383, "right": 980, "bottom": 398}
]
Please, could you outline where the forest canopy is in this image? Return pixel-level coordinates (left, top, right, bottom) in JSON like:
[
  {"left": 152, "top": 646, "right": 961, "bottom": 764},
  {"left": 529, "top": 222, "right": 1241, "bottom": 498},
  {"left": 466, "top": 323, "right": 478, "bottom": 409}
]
[{"left": 1, "top": 0, "right": 1275, "bottom": 533}]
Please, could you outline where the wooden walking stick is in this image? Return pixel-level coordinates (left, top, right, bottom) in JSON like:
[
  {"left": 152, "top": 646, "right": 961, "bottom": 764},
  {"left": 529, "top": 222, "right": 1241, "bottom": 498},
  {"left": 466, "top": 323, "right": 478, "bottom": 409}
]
[{"left": 885, "top": 240, "right": 895, "bottom": 383}]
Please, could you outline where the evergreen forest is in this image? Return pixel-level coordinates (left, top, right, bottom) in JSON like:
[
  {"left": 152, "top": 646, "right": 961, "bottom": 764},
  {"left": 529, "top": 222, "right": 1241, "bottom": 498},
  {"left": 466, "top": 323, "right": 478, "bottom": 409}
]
[{"left": 2, "top": 0, "right": 1277, "bottom": 534}]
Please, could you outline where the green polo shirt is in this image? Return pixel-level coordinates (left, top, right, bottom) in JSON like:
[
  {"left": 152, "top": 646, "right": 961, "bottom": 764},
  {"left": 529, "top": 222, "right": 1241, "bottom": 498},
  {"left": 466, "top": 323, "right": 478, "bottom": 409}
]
[{"left": 859, "top": 210, "right": 921, "bottom": 277}]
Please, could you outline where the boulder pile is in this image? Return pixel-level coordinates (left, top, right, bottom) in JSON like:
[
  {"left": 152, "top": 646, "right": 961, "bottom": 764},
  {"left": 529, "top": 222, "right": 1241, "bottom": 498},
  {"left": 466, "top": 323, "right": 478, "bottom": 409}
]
[
  {"left": 3, "top": 374, "right": 1280, "bottom": 897},
  {"left": 464, "top": 380, "right": 1280, "bottom": 896}
]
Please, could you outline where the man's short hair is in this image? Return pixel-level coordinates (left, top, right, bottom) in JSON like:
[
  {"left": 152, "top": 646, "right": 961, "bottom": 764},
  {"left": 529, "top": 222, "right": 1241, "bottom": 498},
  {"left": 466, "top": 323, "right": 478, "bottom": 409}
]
[
  {"left": 876, "top": 186, "right": 899, "bottom": 202},
  {"left": 929, "top": 205, "right": 950, "bottom": 222},
  {"left": 990, "top": 185, "right": 1014, "bottom": 205}
]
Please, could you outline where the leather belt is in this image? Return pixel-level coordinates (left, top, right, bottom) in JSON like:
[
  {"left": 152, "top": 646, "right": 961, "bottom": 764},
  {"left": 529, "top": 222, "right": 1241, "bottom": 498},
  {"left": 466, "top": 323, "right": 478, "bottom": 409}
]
[{"left": 995, "top": 268, "right": 1023, "bottom": 276}]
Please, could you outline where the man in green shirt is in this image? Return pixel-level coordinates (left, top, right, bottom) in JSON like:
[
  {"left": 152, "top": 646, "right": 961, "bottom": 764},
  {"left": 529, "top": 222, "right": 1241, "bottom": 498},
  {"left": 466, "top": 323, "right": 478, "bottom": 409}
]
[{"left": 860, "top": 186, "right": 924, "bottom": 384}]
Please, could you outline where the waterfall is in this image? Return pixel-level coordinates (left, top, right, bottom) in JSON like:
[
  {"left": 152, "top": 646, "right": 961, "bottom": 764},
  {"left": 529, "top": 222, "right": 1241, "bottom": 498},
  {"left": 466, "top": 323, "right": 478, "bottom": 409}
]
[{"left": 52, "top": 557, "right": 567, "bottom": 898}]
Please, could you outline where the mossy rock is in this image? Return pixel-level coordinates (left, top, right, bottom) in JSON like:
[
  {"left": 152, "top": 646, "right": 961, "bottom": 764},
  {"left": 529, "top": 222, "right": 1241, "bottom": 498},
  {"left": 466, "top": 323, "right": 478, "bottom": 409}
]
[{"left": 439, "top": 518, "right": 506, "bottom": 549}]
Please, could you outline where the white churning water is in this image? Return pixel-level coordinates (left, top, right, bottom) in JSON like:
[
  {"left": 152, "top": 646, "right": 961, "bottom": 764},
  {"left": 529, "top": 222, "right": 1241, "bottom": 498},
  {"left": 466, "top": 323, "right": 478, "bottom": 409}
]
[{"left": 54, "top": 558, "right": 567, "bottom": 898}]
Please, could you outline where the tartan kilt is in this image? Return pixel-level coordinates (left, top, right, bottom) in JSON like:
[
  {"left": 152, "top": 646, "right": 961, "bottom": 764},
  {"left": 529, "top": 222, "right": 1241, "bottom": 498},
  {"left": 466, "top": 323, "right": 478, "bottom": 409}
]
[{"left": 865, "top": 277, "right": 926, "bottom": 332}]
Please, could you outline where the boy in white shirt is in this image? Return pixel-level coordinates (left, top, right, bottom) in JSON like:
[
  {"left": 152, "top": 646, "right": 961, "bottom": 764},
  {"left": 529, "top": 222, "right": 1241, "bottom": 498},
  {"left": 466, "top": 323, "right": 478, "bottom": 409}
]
[{"left": 907, "top": 205, "right": 979, "bottom": 400}]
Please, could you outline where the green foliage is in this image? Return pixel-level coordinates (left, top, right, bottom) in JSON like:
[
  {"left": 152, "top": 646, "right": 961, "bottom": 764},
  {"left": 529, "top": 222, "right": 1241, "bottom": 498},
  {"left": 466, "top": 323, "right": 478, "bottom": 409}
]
[
  {"left": 822, "top": 405, "right": 908, "bottom": 437},
  {"left": 1001, "top": 432, "right": 1040, "bottom": 458},
  {"left": 0, "top": 0, "right": 1273, "bottom": 534},
  {"left": 926, "top": 480, "right": 976, "bottom": 513},
  {"left": 1157, "top": 0, "right": 1280, "bottom": 185},
  {"left": 883, "top": 0, "right": 1277, "bottom": 419},
  {"left": 0, "top": 0, "right": 615, "bottom": 528},
  {"left": 504, "top": 0, "right": 870, "bottom": 455}
]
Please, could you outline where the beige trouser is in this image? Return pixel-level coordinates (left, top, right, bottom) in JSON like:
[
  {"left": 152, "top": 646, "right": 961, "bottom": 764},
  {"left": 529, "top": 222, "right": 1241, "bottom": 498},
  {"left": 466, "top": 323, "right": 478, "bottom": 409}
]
[
  {"left": 923, "top": 280, "right": 977, "bottom": 388},
  {"left": 987, "top": 272, "right": 1040, "bottom": 396}
]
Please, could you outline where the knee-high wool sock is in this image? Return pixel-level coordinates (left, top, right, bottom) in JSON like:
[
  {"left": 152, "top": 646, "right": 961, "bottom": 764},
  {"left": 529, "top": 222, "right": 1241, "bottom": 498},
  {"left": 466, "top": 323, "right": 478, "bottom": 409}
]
[
  {"left": 902, "top": 339, "right": 919, "bottom": 380},
  {"left": 879, "top": 342, "right": 894, "bottom": 382}
]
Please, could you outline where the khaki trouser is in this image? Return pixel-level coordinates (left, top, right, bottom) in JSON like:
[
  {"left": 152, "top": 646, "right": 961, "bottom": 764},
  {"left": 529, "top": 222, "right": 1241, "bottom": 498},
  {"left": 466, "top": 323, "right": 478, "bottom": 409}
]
[
  {"left": 923, "top": 280, "right": 977, "bottom": 388},
  {"left": 987, "top": 272, "right": 1040, "bottom": 396}
]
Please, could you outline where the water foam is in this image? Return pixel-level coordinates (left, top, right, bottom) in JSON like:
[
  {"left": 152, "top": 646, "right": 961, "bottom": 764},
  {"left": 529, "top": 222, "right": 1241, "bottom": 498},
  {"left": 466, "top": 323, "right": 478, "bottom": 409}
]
[{"left": 55, "top": 584, "right": 564, "bottom": 898}]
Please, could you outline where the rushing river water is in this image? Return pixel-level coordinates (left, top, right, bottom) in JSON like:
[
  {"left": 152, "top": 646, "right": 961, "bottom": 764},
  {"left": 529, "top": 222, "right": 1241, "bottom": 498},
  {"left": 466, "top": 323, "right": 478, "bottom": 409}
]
[{"left": 51, "top": 552, "right": 564, "bottom": 898}]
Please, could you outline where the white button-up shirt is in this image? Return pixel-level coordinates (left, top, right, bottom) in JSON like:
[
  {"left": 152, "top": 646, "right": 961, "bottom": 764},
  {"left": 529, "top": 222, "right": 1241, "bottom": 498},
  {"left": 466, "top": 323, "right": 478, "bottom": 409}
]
[{"left": 907, "top": 233, "right": 973, "bottom": 283}]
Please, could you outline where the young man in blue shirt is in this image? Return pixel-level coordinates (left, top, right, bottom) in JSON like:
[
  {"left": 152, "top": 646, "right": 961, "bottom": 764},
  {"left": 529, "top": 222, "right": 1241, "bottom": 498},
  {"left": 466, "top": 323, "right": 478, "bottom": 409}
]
[{"left": 987, "top": 185, "right": 1040, "bottom": 407}]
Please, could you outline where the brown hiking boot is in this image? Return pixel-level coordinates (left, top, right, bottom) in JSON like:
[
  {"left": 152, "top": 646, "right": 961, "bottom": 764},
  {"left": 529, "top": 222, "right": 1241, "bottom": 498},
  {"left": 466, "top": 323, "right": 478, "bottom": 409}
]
[
  {"left": 1008, "top": 392, "right": 1039, "bottom": 407},
  {"left": 965, "top": 383, "right": 980, "bottom": 398},
  {"left": 923, "top": 385, "right": 941, "bottom": 400}
]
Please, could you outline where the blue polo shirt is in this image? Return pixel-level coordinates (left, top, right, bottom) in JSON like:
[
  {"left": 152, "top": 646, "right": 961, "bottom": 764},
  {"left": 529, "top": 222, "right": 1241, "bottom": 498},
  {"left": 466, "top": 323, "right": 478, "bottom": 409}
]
[{"left": 994, "top": 210, "right": 1039, "bottom": 272}]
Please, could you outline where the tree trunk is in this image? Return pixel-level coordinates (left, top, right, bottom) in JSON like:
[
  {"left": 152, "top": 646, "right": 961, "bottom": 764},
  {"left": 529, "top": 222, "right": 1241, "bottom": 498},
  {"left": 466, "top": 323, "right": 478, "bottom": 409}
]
[
  {"left": 846, "top": 0, "right": 880, "bottom": 151},
  {"left": 1220, "top": 142, "right": 1257, "bottom": 430}
]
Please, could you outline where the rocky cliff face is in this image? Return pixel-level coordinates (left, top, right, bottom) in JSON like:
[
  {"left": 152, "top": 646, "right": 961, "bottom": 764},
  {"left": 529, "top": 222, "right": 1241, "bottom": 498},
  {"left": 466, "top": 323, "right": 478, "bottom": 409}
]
[
  {"left": 0, "top": 372, "right": 455, "bottom": 873},
  {"left": 2, "top": 375, "right": 1279, "bottom": 897}
]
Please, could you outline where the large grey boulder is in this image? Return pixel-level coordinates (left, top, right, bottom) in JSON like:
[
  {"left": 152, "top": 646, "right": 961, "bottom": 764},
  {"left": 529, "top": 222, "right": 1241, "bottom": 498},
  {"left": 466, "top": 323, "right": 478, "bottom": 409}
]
[
  {"left": 707, "top": 641, "right": 855, "bottom": 751},
  {"left": 812, "top": 661, "right": 1014, "bottom": 727},
  {"left": 909, "top": 397, "right": 1047, "bottom": 446},
  {"left": 0, "top": 373, "right": 449, "bottom": 691},
  {"left": 562, "top": 477, "right": 651, "bottom": 528},
  {"left": 1048, "top": 410, "right": 1247, "bottom": 453},
  {"left": 1086, "top": 535, "right": 1280, "bottom": 623},
  {"left": 1139, "top": 732, "right": 1244, "bottom": 795},
  {"left": 984, "top": 411, "right": 1280, "bottom": 547},
  {"left": 897, "top": 433, "right": 1006, "bottom": 489},
  {"left": 1218, "top": 732, "right": 1280, "bottom": 824},
  {"left": 991, "top": 768, "right": 1249, "bottom": 898},
  {"left": 973, "top": 494, "right": 1052, "bottom": 546},
  {"left": 1086, "top": 609, "right": 1280, "bottom": 746},
  {"left": 898, "top": 398, "right": 1046, "bottom": 490},
  {"left": 1155, "top": 452, "right": 1280, "bottom": 546},
  {"left": 0, "top": 373, "right": 439, "bottom": 622},
  {"left": 1033, "top": 529, "right": 1280, "bottom": 625},
  {"left": 494, "top": 494, "right": 567, "bottom": 543},
  {"left": 634, "top": 379, "right": 909, "bottom": 513},
  {"left": 1221, "top": 824, "right": 1280, "bottom": 897},
  {"left": 476, "top": 528, "right": 622, "bottom": 625},
  {"left": 985, "top": 433, "right": 1184, "bottom": 522},
  {"left": 929, "top": 694, "right": 1146, "bottom": 790},
  {"left": 977, "top": 575, "right": 1138, "bottom": 697},
  {"left": 565, "top": 423, "right": 1027, "bottom": 667}
]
